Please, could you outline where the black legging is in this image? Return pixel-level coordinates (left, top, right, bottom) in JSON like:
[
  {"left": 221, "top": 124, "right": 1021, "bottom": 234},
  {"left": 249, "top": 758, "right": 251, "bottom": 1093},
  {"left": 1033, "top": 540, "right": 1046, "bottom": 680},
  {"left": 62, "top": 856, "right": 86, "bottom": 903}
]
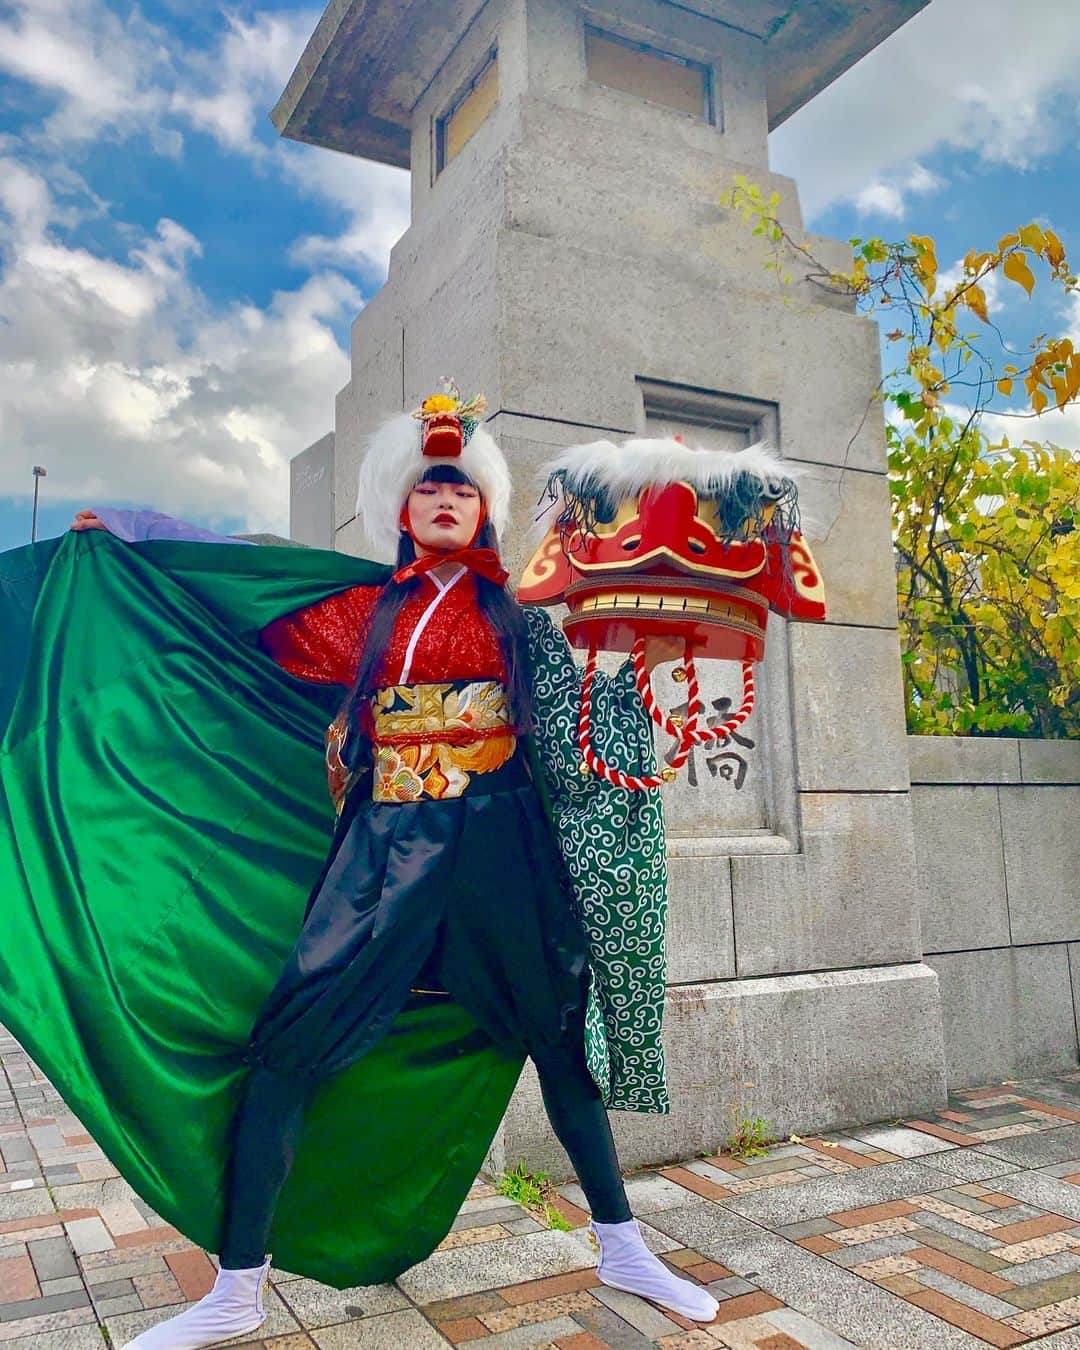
[{"left": 220, "top": 1048, "right": 631, "bottom": 1269}]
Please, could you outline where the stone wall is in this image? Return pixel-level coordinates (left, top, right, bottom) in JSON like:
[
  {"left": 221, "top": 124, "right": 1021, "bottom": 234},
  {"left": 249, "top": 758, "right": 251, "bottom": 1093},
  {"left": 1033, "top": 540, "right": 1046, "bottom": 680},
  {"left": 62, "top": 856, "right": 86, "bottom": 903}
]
[{"left": 909, "top": 735, "right": 1080, "bottom": 1087}]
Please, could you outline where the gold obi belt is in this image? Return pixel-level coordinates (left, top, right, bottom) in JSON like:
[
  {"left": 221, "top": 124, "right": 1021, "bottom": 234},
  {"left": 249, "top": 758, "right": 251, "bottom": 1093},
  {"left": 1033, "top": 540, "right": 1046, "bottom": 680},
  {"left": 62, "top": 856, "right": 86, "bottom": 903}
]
[{"left": 370, "top": 680, "right": 517, "bottom": 803}]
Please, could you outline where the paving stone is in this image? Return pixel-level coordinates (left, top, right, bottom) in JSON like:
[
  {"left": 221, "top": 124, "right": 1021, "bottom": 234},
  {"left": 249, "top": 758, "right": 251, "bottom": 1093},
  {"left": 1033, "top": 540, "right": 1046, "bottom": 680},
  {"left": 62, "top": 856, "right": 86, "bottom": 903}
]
[
  {"left": 503, "top": 1217, "right": 545, "bottom": 1235},
  {"left": 909, "top": 1213, "right": 1005, "bottom": 1251},
  {"left": 917, "top": 1151, "right": 1023, "bottom": 1183},
  {"left": 38, "top": 1277, "right": 85, "bottom": 1297},
  {"left": 276, "top": 1277, "right": 407, "bottom": 1328},
  {"left": 1042, "top": 1162, "right": 1080, "bottom": 1178},
  {"left": 710, "top": 1276, "right": 758, "bottom": 1297},
  {"left": 991, "top": 1171, "right": 1080, "bottom": 1222},
  {"left": 910, "top": 1267, "right": 1020, "bottom": 1319},
  {"left": 778, "top": 1219, "right": 842, "bottom": 1240},
  {"left": 1005, "top": 1251, "right": 1080, "bottom": 1286},
  {"left": 93, "top": 1293, "right": 143, "bottom": 1317},
  {"left": 722, "top": 1161, "right": 950, "bottom": 1228},
  {"left": 829, "top": 1236, "right": 920, "bottom": 1268},
  {"left": 997, "top": 1232, "right": 1080, "bottom": 1263},
  {"left": 42, "top": 1170, "right": 80, "bottom": 1188},
  {"left": 311, "top": 1309, "right": 451, "bottom": 1348},
  {"left": 925, "top": 1189, "right": 995, "bottom": 1215},
  {"left": 563, "top": 1300, "right": 657, "bottom": 1348},
  {"left": 646, "top": 1207, "right": 987, "bottom": 1348},
  {"left": 764, "top": 1306, "right": 860, "bottom": 1349},
  {"left": 0, "top": 1288, "right": 90, "bottom": 1322},
  {"left": 478, "top": 1289, "right": 598, "bottom": 1333},
  {"left": 0, "top": 1326, "right": 104, "bottom": 1349},
  {"left": 458, "top": 1194, "right": 522, "bottom": 1216},
  {"left": 1030, "top": 1331, "right": 1080, "bottom": 1348},
  {"left": 1001, "top": 1270, "right": 1080, "bottom": 1309},
  {"left": 483, "top": 1314, "right": 586, "bottom": 1347},
  {"left": 27, "top": 1238, "right": 78, "bottom": 1282},
  {"left": 82, "top": 1256, "right": 165, "bottom": 1284},
  {"left": 0, "top": 1190, "right": 54, "bottom": 1222},
  {"left": 130, "top": 1271, "right": 183, "bottom": 1308},
  {"left": 846, "top": 1127, "right": 958, "bottom": 1158},
  {"left": 592, "top": 1286, "right": 685, "bottom": 1338},
  {"left": 62, "top": 1219, "right": 112, "bottom": 1257},
  {"left": 397, "top": 1231, "right": 595, "bottom": 1305},
  {"left": 0, "top": 1254, "right": 38, "bottom": 1302},
  {"left": 452, "top": 1206, "right": 527, "bottom": 1232},
  {"left": 0, "top": 1141, "right": 34, "bottom": 1168},
  {"left": 976, "top": 1125, "right": 1080, "bottom": 1169}
]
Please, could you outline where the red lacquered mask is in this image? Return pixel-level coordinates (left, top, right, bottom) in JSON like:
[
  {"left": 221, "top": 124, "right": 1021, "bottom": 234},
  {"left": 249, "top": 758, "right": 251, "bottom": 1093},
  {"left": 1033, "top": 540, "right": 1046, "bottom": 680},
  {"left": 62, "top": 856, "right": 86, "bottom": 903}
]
[
  {"left": 516, "top": 438, "right": 827, "bottom": 790},
  {"left": 519, "top": 482, "right": 826, "bottom": 661},
  {"left": 421, "top": 413, "right": 465, "bottom": 458}
]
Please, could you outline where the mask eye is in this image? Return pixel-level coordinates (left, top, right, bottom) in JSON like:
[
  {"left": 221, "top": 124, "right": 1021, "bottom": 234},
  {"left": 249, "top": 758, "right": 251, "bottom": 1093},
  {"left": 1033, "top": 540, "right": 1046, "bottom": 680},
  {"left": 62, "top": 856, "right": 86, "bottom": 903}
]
[
  {"left": 621, "top": 535, "right": 641, "bottom": 550},
  {"left": 687, "top": 538, "right": 707, "bottom": 554}
]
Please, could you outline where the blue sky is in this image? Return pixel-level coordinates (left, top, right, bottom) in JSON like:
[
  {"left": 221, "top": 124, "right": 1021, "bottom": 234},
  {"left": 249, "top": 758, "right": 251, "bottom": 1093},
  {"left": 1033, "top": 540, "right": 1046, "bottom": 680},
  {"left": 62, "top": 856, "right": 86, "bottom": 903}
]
[{"left": 1, "top": 0, "right": 1078, "bottom": 551}]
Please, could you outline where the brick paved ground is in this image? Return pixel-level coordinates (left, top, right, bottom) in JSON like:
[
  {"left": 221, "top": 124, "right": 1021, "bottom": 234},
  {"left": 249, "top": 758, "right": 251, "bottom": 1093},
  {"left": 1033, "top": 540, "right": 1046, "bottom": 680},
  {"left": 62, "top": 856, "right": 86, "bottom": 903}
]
[{"left": 4, "top": 1029, "right": 1080, "bottom": 1348}]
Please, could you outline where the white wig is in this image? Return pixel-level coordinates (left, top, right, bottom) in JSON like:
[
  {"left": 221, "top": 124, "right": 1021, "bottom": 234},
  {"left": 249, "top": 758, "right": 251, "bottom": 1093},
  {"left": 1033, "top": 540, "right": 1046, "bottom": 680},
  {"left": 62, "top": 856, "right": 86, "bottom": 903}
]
[{"left": 355, "top": 412, "right": 512, "bottom": 562}]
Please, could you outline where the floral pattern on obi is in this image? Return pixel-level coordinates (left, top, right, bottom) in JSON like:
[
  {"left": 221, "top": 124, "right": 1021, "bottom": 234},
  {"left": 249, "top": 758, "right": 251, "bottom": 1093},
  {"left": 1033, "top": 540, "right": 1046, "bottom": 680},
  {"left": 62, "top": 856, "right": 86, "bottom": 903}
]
[{"left": 370, "top": 680, "right": 516, "bottom": 803}]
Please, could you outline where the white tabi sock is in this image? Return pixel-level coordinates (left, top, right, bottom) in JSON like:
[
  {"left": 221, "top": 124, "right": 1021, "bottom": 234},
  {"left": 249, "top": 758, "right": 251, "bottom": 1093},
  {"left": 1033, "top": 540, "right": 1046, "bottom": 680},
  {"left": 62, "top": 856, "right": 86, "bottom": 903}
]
[
  {"left": 120, "top": 1256, "right": 270, "bottom": 1350},
  {"left": 591, "top": 1218, "right": 719, "bottom": 1323}
]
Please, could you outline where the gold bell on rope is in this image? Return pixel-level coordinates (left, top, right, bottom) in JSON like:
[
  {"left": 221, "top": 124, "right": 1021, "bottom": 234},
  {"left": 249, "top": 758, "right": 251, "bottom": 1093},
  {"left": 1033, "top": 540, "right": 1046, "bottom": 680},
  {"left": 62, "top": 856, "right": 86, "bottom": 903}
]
[
  {"left": 672, "top": 667, "right": 688, "bottom": 683},
  {"left": 661, "top": 767, "right": 677, "bottom": 782},
  {"left": 578, "top": 759, "right": 592, "bottom": 775}
]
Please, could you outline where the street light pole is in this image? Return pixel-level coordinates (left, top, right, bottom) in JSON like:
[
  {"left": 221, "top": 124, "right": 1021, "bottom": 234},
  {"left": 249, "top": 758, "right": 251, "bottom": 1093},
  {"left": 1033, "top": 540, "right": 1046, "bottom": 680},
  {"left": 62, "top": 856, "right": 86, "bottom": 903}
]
[{"left": 31, "top": 465, "right": 47, "bottom": 543}]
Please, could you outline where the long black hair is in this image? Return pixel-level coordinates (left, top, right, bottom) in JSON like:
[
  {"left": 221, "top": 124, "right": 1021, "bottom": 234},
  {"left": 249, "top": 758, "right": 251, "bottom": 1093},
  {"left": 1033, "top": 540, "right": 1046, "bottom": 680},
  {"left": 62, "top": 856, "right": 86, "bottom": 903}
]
[{"left": 339, "top": 464, "right": 533, "bottom": 737}]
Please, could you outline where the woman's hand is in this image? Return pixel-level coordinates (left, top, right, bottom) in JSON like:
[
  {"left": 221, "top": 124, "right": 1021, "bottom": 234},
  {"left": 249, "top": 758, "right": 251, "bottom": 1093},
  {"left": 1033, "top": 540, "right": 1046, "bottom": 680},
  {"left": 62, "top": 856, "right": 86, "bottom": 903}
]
[
  {"left": 641, "top": 634, "right": 684, "bottom": 676},
  {"left": 70, "top": 509, "right": 108, "bottom": 533}
]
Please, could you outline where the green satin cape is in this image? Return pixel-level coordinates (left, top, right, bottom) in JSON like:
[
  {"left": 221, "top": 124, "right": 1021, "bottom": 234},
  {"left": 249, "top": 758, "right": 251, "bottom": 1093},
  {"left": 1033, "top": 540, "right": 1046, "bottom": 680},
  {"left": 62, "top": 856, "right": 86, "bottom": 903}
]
[{"left": 0, "top": 532, "right": 524, "bottom": 1288}]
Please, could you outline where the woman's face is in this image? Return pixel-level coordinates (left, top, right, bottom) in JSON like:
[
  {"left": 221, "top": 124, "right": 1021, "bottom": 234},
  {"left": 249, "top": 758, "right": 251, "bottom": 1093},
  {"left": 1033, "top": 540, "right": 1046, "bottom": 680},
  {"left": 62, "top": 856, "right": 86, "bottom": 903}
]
[{"left": 406, "top": 477, "right": 483, "bottom": 554}]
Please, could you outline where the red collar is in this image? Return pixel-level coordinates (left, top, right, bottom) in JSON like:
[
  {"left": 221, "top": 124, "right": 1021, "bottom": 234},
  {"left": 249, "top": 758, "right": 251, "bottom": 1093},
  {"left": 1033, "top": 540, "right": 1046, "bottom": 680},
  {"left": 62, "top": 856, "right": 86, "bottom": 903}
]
[{"left": 391, "top": 547, "right": 509, "bottom": 589}]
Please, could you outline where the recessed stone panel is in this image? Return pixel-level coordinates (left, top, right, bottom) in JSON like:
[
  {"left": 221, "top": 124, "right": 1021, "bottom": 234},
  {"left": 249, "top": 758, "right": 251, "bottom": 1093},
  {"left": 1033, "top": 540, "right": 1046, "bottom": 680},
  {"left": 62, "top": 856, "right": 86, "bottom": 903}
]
[
  {"left": 910, "top": 784, "right": 1010, "bottom": 954},
  {"left": 783, "top": 460, "right": 898, "bottom": 630},
  {"left": 731, "top": 791, "right": 921, "bottom": 976},
  {"left": 665, "top": 850, "right": 735, "bottom": 984},
  {"left": 927, "top": 945, "right": 1079, "bottom": 1086},
  {"left": 788, "top": 624, "right": 910, "bottom": 793},
  {"left": 1000, "top": 785, "right": 1080, "bottom": 945}
]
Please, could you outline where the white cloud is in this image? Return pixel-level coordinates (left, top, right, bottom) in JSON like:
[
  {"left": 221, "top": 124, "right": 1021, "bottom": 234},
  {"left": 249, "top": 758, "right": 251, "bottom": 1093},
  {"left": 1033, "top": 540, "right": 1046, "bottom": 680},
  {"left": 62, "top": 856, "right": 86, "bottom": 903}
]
[
  {"left": 0, "top": 0, "right": 412, "bottom": 282},
  {"left": 171, "top": 11, "right": 319, "bottom": 157},
  {"left": 771, "top": 0, "right": 1080, "bottom": 222},
  {"left": 854, "top": 182, "right": 905, "bottom": 218},
  {"left": 0, "top": 158, "right": 362, "bottom": 534},
  {"left": 284, "top": 149, "right": 411, "bottom": 278},
  {"left": 852, "top": 161, "right": 944, "bottom": 220},
  {"left": 0, "top": 0, "right": 173, "bottom": 145}
]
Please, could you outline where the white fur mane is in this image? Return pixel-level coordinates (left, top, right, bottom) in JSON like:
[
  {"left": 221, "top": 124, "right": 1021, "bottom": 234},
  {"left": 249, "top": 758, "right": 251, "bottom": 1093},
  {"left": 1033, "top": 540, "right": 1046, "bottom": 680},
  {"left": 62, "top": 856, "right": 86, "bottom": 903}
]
[{"left": 547, "top": 436, "right": 795, "bottom": 497}]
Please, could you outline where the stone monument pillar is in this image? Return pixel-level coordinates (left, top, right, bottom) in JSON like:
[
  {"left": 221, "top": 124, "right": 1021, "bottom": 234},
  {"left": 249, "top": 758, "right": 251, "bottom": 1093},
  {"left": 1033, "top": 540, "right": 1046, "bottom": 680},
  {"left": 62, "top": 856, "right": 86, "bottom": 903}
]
[{"left": 275, "top": 0, "right": 946, "bottom": 1170}]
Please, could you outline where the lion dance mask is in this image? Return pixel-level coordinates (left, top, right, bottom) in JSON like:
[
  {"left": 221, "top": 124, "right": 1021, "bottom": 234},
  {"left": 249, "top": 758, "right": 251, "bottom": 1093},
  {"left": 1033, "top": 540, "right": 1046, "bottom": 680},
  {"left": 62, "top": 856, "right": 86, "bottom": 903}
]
[{"left": 518, "top": 436, "right": 827, "bottom": 790}]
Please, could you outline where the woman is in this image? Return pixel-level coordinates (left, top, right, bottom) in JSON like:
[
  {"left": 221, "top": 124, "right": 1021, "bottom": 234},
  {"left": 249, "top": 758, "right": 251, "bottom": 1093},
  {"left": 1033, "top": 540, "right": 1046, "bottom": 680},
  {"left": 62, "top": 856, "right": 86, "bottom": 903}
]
[{"left": 34, "top": 393, "right": 717, "bottom": 1348}]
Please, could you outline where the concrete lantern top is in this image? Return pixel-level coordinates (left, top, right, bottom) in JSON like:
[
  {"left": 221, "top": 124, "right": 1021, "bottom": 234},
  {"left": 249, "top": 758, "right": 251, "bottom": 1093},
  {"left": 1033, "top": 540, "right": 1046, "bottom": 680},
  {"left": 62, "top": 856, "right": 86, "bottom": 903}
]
[{"left": 271, "top": 0, "right": 929, "bottom": 167}]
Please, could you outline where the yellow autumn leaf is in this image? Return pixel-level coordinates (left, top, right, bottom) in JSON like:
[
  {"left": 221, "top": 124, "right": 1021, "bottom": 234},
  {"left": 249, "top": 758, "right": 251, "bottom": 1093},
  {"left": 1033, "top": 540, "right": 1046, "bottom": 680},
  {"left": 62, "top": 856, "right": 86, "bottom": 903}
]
[
  {"left": 1043, "top": 228, "right": 1066, "bottom": 268},
  {"left": 1032, "top": 388, "right": 1049, "bottom": 414},
  {"left": 964, "top": 284, "right": 989, "bottom": 322},
  {"left": 997, "top": 378, "right": 1013, "bottom": 396},
  {"left": 1003, "top": 251, "right": 1036, "bottom": 296},
  {"left": 1018, "top": 223, "right": 1045, "bottom": 252}
]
